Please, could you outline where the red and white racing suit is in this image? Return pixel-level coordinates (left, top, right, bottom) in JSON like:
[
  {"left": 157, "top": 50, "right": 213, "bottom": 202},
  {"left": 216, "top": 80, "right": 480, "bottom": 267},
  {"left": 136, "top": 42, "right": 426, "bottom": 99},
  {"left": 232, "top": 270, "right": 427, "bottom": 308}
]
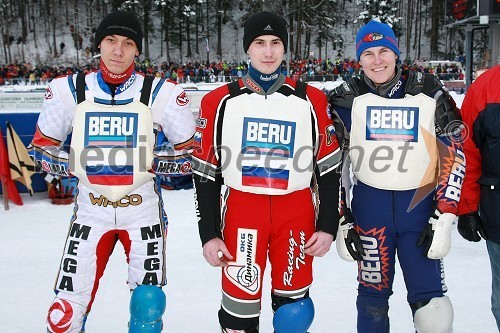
[
  {"left": 192, "top": 74, "right": 342, "bottom": 330},
  {"left": 31, "top": 71, "right": 195, "bottom": 332}
]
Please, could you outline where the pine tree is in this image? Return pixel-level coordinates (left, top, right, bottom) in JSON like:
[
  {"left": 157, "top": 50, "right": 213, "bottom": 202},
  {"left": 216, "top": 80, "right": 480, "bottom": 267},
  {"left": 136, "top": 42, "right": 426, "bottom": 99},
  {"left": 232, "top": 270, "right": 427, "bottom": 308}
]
[
  {"left": 0, "top": 0, "right": 464, "bottom": 66},
  {"left": 354, "top": 0, "right": 403, "bottom": 37}
]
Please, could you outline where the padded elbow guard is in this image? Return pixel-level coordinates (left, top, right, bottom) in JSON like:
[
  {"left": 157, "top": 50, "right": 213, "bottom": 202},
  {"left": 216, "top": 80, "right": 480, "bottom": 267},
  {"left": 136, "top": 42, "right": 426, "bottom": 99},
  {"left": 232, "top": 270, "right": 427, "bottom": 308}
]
[
  {"left": 129, "top": 285, "right": 166, "bottom": 333},
  {"left": 273, "top": 297, "right": 314, "bottom": 333},
  {"left": 414, "top": 296, "right": 453, "bottom": 333}
]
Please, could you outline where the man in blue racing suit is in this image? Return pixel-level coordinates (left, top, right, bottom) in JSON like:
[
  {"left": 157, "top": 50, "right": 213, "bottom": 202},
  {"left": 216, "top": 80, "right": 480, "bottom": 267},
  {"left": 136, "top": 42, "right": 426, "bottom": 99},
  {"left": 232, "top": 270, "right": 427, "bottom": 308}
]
[{"left": 329, "top": 20, "right": 464, "bottom": 333}]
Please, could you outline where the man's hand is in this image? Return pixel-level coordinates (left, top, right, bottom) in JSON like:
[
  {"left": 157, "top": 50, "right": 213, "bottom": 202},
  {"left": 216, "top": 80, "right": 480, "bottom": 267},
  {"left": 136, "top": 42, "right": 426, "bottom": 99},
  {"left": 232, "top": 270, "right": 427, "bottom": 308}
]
[
  {"left": 305, "top": 231, "right": 334, "bottom": 257},
  {"left": 336, "top": 216, "right": 364, "bottom": 261},
  {"left": 202, "top": 238, "right": 234, "bottom": 267},
  {"left": 417, "top": 211, "right": 455, "bottom": 259},
  {"left": 458, "top": 211, "right": 488, "bottom": 242}
]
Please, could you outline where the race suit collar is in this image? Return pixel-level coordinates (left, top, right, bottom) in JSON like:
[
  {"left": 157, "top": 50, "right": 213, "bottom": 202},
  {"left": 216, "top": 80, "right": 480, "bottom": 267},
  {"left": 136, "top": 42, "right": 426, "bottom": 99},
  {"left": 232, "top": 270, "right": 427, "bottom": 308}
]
[
  {"left": 97, "top": 61, "right": 137, "bottom": 96},
  {"left": 363, "top": 65, "right": 404, "bottom": 98},
  {"left": 248, "top": 64, "right": 282, "bottom": 93},
  {"left": 99, "top": 60, "right": 135, "bottom": 84}
]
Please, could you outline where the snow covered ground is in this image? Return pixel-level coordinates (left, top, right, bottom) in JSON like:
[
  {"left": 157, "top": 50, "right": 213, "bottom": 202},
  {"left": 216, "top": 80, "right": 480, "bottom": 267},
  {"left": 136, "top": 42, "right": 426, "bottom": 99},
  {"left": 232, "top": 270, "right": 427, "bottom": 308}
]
[
  {"left": 0, "top": 190, "right": 497, "bottom": 333},
  {"left": 1, "top": 91, "right": 497, "bottom": 332}
]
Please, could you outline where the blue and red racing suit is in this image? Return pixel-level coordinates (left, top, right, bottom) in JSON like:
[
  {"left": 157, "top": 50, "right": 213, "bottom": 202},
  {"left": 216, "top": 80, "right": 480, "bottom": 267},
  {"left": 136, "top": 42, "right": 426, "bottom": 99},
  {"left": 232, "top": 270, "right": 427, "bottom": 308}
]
[{"left": 329, "top": 67, "right": 464, "bottom": 333}]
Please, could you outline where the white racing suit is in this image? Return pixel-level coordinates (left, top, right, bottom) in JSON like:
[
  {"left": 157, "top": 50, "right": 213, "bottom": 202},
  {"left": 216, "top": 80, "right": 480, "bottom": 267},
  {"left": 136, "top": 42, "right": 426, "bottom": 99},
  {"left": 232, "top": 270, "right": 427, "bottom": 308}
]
[{"left": 31, "top": 71, "right": 195, "bottom": 332}]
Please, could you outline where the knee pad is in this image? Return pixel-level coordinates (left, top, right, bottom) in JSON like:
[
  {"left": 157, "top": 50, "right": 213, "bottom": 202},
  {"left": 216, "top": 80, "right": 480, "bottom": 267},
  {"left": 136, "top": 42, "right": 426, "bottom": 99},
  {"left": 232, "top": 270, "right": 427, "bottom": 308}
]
[
  {"left": 129, "top": 285, "right": 166, "bottom": 333},
  {"left": 413, "top": 296, "right": 453, "bottom": 333},
  {"left": 272, "top": 297, "right": 314, "bottom": 333}
]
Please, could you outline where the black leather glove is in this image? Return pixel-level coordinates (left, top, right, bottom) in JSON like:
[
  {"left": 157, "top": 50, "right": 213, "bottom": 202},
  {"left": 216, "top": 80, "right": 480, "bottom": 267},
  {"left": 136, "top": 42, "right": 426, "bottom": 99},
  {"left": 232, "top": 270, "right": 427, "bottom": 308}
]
[
  {"left": 336, "top": 207, "right": 364, "bottom": 261},
  {"left": 417, "top": 221, "right": 433, "bottom": 256},
  {"left": 344, "top": 226, "right": 364, "bottom": 261},
  {"left": 458, "top": 211, "right": 488, "bottom": 242}
]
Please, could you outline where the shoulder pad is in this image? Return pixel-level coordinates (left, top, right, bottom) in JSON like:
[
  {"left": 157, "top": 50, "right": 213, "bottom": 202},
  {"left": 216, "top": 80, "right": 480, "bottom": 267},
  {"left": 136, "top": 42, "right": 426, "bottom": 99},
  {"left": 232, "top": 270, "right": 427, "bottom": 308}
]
[
  {"left": 403, "top": 71, "right": 460, "bottom": 136},
  {"left": 328, "top": 76, "right": 361, "bottom": 109},
  {"left": 403, "top": 70, "right": 441, "bottom": 96}
]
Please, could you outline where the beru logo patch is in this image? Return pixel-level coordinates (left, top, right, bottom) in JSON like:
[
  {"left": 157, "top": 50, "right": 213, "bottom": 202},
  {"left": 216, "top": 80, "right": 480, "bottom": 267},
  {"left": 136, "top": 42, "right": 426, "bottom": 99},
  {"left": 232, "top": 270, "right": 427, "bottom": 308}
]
[
  {"left": 84, "top": 112, "right": 138, "bottom": 148},
  {"left": 365, "top": 106, "right": 419, "bottom": 142},
  {"left": 242, "top": 117, "right": 296, "bottom": 157}
]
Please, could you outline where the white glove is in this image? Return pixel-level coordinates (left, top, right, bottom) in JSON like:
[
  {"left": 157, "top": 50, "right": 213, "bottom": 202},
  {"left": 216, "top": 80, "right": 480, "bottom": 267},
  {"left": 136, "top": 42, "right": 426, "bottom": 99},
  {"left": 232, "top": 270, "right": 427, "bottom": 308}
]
[{"left": 417, "top": 212, "right": 456, "bottom": 259}]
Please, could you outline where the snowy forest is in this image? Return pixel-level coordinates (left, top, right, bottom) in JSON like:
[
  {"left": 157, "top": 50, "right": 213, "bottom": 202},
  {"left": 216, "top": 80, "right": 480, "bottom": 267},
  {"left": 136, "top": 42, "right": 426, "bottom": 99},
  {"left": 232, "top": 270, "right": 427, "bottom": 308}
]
[{"left": 0, "top": 0, "right": 488, "bottom": 66}]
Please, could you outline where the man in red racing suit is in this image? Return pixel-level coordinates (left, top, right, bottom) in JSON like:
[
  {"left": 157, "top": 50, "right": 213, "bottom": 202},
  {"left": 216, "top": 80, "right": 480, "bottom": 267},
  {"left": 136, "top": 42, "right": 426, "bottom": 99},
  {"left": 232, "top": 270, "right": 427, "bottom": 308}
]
[{"left": 192, "top": 11, "right": 342, "bottom": 333}]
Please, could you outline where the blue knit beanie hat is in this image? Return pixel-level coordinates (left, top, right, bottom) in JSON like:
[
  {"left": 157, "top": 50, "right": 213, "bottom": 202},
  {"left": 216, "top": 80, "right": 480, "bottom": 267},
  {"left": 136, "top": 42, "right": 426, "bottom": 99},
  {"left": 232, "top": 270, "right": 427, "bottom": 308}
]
[{"left": 356, "top": 20, "right": 400, "bottom": 60}]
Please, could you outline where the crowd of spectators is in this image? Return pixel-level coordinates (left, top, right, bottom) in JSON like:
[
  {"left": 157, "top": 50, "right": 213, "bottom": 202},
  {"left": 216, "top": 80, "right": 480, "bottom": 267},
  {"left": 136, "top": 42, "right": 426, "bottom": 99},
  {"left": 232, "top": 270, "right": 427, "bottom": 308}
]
[
  {"left": 408, "top": 61, "right": 465, "bottom": 81},
  {"left": 0, "top": 57, "right": 466, "bottom": 86}
]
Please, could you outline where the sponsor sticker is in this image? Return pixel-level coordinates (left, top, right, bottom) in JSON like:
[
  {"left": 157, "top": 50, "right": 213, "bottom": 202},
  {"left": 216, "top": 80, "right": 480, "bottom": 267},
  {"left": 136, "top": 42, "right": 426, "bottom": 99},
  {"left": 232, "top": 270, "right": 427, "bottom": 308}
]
[
  {"left": 44, "top": 87, "right": 53, "bottom": 99},
  {"left": 325, "top": 124, "right": 336, "bottom": 146},
  {"left": 224, "top": 228, "right": 261, "bottom": 295},
  {"left": 176, "top": 91, "right": 189, "bottom": 106},
  {"left": 365, "top": 106, "right": 419, "bottom": 142}
]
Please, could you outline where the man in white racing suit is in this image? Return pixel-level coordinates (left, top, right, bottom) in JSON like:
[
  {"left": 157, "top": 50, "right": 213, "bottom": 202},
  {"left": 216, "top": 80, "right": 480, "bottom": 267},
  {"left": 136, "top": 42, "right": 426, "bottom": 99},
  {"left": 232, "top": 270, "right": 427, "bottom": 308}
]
[{"left": 30, "top": 11, "right": 195, "bottom": 333}]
